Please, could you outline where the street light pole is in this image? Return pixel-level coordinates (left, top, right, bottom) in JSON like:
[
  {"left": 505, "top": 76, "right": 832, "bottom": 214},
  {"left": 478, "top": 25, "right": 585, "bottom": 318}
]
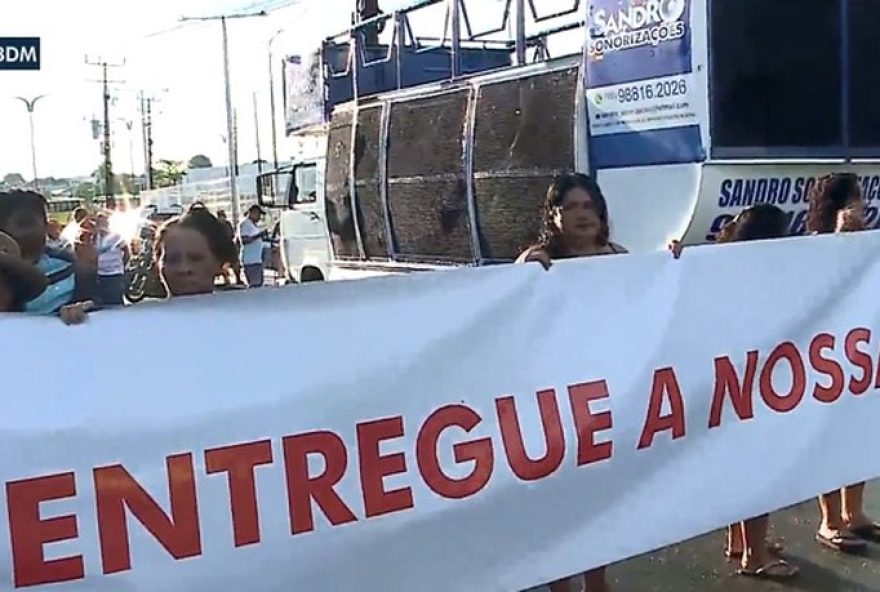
[
  {"left": 180, "top": 10, "right": 267, "bottom": 229},
  {"left": 221, "top": 16, "right": 239, "bottom": 222},
  {"left": 15, "top": 95, "right": 46, "bottom": 191},
  {"left": 268, "top": 28, "right": 284, "bottom": 171},
  {"left": 253, "top": 92, "right": 263, "bottom": 175}
]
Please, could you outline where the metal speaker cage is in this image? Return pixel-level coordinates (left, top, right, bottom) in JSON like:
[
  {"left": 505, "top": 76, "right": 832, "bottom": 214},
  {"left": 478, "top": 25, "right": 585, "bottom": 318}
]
[
  {"left": 472, "top": 67, "right": 578, "bottom": 260},
  {"left": 324, "top": 65, "right": 578, "bottom": 265},
  {"left": 354, "top": 105, "right": 389, "bottom": 259},
  {"left": 386, "top": 90, "right": 474, "bottom": 262},
  {"left": 324, "top": 110, "right": 359, "bottom": 259}
]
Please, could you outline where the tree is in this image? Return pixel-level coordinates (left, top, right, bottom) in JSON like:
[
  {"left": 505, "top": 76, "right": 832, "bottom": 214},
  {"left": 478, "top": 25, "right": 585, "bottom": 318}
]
[
  {"left": 3, "top": 173, "right": 25, "bottom": 187},
  {"left": 92, "top": 164, "right": 122, "bottom": 196},
  {"left": 74, "top": 182, "right": 97, "bottom": 205},
  {"left": 187, "top": 154, "right": 213, "bottom": 169},
  {"left": 153, "top": 160, "right": 186, "bottom": 188},
  {"left": 118, "top": 174, "right": 141, "bottom": 196}
]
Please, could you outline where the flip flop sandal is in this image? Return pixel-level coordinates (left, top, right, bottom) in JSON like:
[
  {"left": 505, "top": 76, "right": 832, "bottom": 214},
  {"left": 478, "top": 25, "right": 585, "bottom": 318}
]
[
  {"left": 816, "top": 531, "right": 868, "bottom": 553},
  {"left": 725, "top": 540, "right": 784, "bottom": 560},
  {"left": 737, "top": 559, "right": 799, "bottom": 580},
  {"left": 851, "top": 523, "right": 880, "bottom": 543}
]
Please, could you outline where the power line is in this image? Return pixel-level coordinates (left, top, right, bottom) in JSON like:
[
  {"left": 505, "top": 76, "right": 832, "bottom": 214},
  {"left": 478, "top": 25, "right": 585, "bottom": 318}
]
[
  {"left": 234, "top": 0, "right": 303, "bottom": 15},
  {"left": 143, "top": 22, "right": 193, "bottom": 39}
]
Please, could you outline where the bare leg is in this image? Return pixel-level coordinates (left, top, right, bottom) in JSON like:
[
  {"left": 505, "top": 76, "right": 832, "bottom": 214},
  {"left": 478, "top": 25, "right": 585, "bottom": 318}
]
[
  {"left": 842, "top": 482, "right": 873, "bottom": 527},
  {"left": 584, "top": 567, "right": 609, "bottom": 592},
  {"left": 727, "top": 523, "right": 743, "bottom": 557},
  {"left": 819, "top": 490, "right": 845, "bottom": 534},
  {"left": 817, "top": 490, "right": 866, "bottom": 551},
  {"left": 740, "top": 515, "right": 769, "bottom": 570},
  {"left": 549, "top": 578, "right": 575, "bottom": 592},
  {"left": 738, "top": 515, "right": 798, "bottom": 578}
]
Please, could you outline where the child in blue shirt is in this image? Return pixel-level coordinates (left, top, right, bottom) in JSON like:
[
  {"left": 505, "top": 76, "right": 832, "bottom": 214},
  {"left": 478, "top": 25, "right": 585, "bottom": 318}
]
[{"left": 0, "top": 190, "right": 95, "bottom": 319}]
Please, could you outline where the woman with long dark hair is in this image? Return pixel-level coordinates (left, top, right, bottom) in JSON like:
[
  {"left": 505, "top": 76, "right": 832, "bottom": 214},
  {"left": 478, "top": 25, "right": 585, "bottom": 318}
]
[
  {"left": 670, "top": 204, "right": 800, "bottom": 580},
  {"left": 807, "top": 173, "right": 877, "bottom": 553},
  {"left": 518, "top": 173, "right": 626, "bottom": 592},
  {"left": 518, "top": 173, "right": 626, "bottom": 269}
]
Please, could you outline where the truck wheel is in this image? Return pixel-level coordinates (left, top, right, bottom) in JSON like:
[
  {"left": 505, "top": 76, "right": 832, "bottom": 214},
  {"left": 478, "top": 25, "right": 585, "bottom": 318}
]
[
  {"left": 125, "top": 276, "right": 147, "bottom": 303},
  {"left": 300, "top": 267, "right": 324, "bottom": 283}
]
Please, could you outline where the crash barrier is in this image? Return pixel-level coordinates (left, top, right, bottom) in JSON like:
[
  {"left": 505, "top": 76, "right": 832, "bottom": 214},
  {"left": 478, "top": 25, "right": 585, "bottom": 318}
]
[{"left": 3, "top": 230, "right": 880, "bottom": 591}]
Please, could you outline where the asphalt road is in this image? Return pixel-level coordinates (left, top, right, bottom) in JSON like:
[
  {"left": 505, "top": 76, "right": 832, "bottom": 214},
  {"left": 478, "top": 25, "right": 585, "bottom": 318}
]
[{"left": 530, "top": 480, "right": 880, "bottom": 592}]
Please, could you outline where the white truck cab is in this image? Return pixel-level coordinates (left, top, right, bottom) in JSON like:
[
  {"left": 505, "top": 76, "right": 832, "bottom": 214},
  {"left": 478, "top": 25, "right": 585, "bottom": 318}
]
[
  {"left": 259, "top": 133, "right": 329, "bottom": 282},
  {"left": 261, "top": 0, "right": 880, "bottom": 283}
]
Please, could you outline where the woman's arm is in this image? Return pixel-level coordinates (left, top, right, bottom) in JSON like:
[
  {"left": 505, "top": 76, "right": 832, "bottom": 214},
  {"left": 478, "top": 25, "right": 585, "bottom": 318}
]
[{"left": 516, "top": 246, "right": 552, "bottom": 270}]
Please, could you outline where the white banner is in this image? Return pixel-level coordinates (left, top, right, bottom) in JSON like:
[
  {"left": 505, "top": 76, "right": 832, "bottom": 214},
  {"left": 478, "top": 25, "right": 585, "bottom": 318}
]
[{"left": 3, "top": 231, "right": 880, "bottom": 591}]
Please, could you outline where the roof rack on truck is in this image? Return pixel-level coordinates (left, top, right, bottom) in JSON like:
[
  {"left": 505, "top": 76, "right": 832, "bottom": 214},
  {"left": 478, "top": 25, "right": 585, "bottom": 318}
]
[
  {"left": 267, "top": 0, "right": 590, "bottom": 282},
  {"left": 286, "top": 0, "right": 586, "bottom": 134}
]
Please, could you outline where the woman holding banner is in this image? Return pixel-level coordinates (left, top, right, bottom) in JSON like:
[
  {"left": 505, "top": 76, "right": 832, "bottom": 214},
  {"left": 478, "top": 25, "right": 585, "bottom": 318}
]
[
  {"left": 518, "top": 173, "right": 627, "bottom": 592},
  {"left": 155, "top": 204, "right": 239, "bottom": 298},
  {"left": 670, "top": 204, "right": 800, "bottom": 580},
  {"left": 807, "top": 173, "right": 880, "bottom": 552},
  {"left": 517, "top": 173, "right": 627, "bottom": 269}
]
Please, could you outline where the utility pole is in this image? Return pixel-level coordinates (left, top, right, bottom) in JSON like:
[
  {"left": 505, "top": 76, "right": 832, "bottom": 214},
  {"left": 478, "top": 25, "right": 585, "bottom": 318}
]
[
  {"left": 144, "top": 96, "right": 155, "bottom": 189},
  {"left": 14, "top": 95, "right": 46, "bottom": 191},
  {"left": 180, "top": 10, "right": 267, "bottom": 228},
  {"left": 139, "top": 93, "right": 157, "bottom": 190},
  {"left": 135, "top": 88, "right": 167, "bottom": 191},
  {"left": 253, "top": 92, "right": 263, "bottom": 175},
  {"left": 86, "top": 57, "right": 125, "bottom": 209}
]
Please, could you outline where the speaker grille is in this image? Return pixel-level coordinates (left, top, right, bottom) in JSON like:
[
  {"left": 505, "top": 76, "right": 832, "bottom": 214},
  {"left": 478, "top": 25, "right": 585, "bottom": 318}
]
[
  {"left": 324, "top": 110, "right": 359, "bottom": 259},
  {"left": 386, "top": 91, "right": 474, "bottom": 262},
  {"left": 473, "top": 68, "right": 577, "bottom": 260}
]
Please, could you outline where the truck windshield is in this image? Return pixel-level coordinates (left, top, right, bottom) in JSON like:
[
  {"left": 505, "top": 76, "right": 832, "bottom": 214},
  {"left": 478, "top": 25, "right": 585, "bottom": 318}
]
[{"left": 710, "top": 0, "right": 878, "bottom": 156}]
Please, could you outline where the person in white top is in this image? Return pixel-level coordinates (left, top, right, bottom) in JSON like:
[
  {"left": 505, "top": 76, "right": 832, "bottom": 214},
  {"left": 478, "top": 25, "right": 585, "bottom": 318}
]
[
  {"left": 238, "top": 205, "right": 266, "bottom": 288},
  {"left": 94, "top": 212, "right": 130, "bottom": 306}
]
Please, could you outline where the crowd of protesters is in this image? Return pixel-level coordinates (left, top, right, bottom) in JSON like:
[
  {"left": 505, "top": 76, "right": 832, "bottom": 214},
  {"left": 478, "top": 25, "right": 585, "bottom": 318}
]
[
  {"left": 0, "top": 171, "right": 877, "bottom": 590},
  {"left": 0, "top": 191, "right": 276, "bottom": 323}
]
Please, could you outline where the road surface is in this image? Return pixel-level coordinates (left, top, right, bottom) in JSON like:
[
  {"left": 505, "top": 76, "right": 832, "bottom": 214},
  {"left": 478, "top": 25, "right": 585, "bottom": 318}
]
[{"left": 531, "top": 480, "right": 880, "bottom": 591}]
